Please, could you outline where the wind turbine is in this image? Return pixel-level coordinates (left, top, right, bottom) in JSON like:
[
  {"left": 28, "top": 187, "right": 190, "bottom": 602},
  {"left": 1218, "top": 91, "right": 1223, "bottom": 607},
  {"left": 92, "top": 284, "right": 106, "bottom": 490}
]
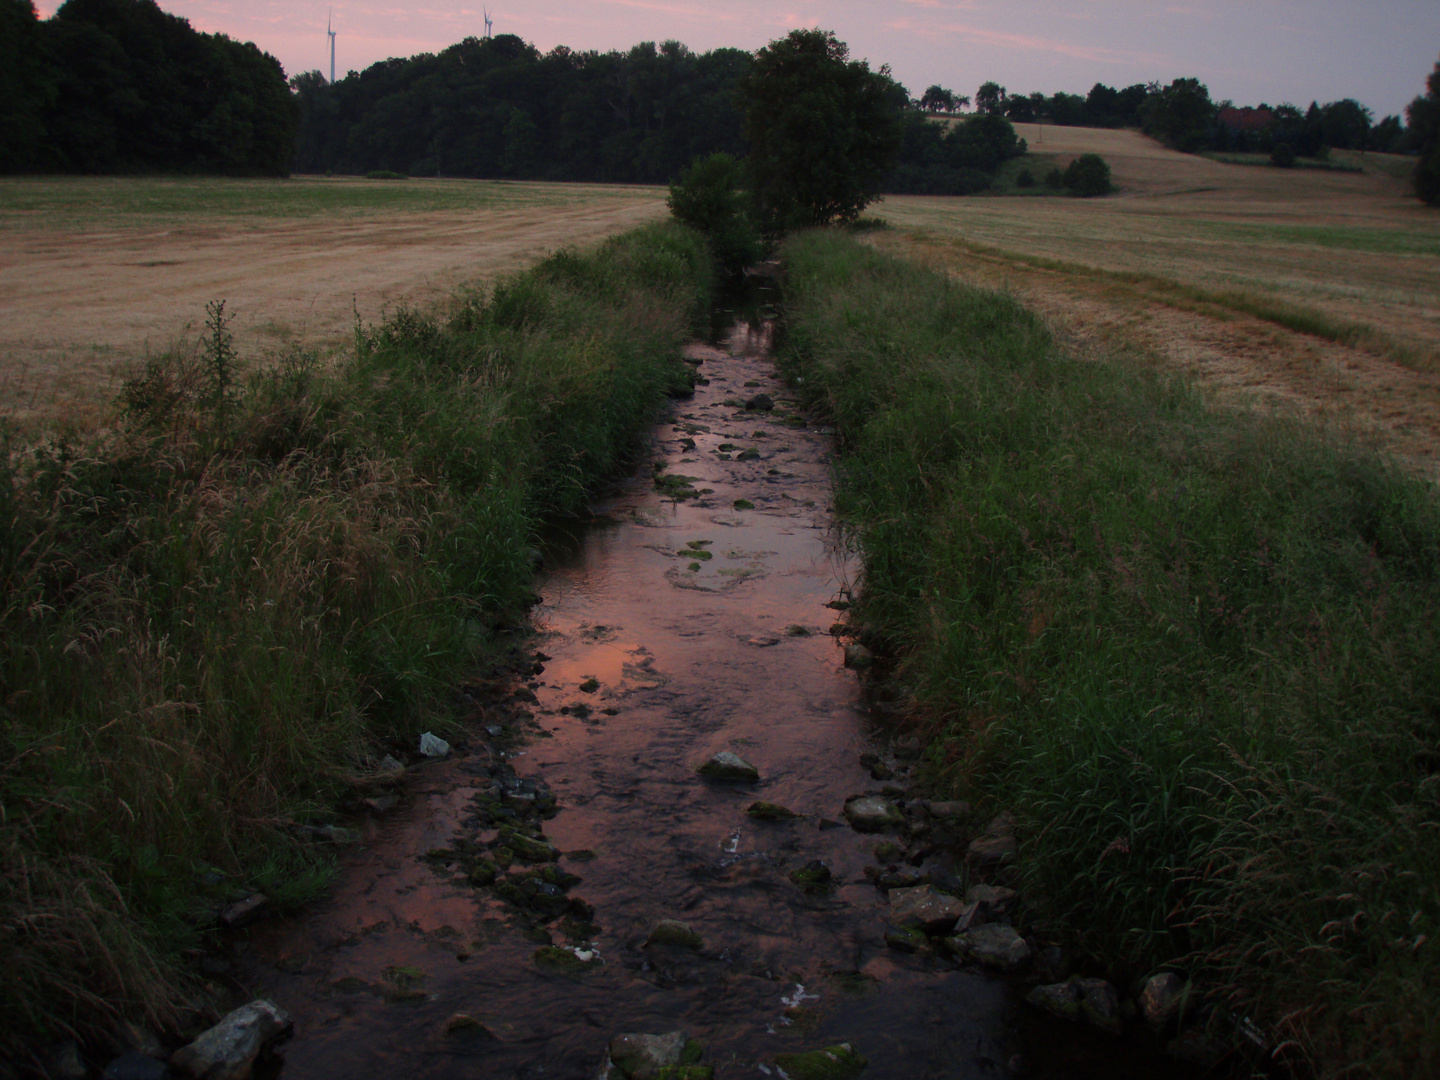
[
  {"left": 483, "top": 8, "right": 493, "bottom": 39},
  {"left": 327, "top": 8, "right": 337, "bottom": 83}
]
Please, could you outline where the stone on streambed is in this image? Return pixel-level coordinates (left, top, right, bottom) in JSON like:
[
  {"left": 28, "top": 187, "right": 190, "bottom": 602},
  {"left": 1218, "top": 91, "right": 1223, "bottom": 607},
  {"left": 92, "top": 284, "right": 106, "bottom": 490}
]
[
  {"left": 743, "top": 393, "right": 774, "bottom": 411},
  {"left": 883, "top": 924, "right": 930, "bottom": 952},
  {"left": 887, "top": 885, "right": 968, "bottom": 934},
  {"left": 608, "top": 1031, "right": 709, "bottom": 1080},
  {"left": 1139, "top": 972, "right": 1189, "bottom": 1028},
  {"left": 843, "top": 795, "right": 903, "bottom": 832},
  {"left": 945, "top": 924, "right": 1032, "bottom": 972},
  {"left": 964, "top": 884, "right": 1017, "bottom": 916},
  {"left": 696, "top": 751, "right": 759, "bottom": 782},
  {"left": 418, "top": 731, "right": 450, "bottom": 758},
  {"left": 773, "top": 1042, "right": 867, "bottom": 1080},
  {"left": 842, "top": 643, "right": 874, "bottom": 670},
  {"left": 645, "top": 919, "right": 703, "bottom": 950},
  {"left": 497, "top": 827, "right": 560, "bottom": 864},
  {"left": 1026, "top": 977, "right": 1124, "bottom": 1035},
  {"left": 745, "top": 801, "right": 798, "bottom": 821},
  {"left": 170, "top": 1000, "right": 291, "bottom": 1080},
  {"left": 533, "top": 945, "right": 602, "bottom": 975}
]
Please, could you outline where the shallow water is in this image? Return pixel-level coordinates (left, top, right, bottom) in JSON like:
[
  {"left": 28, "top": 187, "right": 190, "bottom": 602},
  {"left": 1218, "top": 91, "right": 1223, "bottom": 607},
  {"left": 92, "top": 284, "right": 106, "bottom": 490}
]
[{"left": 240, "top": 316, "right": 1185, "bottom": 1080}]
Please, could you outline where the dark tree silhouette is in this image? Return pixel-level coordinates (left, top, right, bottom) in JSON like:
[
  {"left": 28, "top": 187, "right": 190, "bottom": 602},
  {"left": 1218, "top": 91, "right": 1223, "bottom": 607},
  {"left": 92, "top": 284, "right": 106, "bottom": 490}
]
[{"left": 736, "top": 29, "right": 905, "bottom": 230}]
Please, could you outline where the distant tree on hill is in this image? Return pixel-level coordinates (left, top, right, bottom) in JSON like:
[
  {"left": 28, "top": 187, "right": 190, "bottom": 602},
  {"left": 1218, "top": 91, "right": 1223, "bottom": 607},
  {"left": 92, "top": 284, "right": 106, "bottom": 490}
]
[
  {"left": 1142, "top": 77, "right": 1215, "bottom": 152},
  {"left": 920, "top": 85, "right": 957, "bottom": 113},
  {"left": 736, "top": 29, "right": 905, "bottom": 230},
  {"left": 1409, "top": 55, "right": 1440, "bottom": 205},
  {"left": 1321, "top": 98, "right": 1372, "bottom": 151},
  {"left": 975, "top": 81, "right": 1006, "bottom": 116}
]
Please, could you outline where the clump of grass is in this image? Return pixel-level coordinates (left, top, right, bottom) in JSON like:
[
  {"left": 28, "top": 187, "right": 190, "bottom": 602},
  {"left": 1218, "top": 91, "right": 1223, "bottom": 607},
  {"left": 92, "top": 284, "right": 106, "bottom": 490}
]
[
  {"left": 776, "top": 229, "right": 1440, "bottom": 1079},
  {"left": 0, "top": 221, "right": 711, "bottom": 1064}
]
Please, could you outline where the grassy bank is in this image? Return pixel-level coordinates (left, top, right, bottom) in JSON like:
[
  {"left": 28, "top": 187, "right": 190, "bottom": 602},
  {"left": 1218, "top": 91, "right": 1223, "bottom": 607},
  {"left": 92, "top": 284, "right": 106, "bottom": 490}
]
[
  {"left": 776, "top": 230, "right": 1439, "bottom": 1078},
  {"left": 0, "top": 221, "right": 711, "bottom": 1067}
]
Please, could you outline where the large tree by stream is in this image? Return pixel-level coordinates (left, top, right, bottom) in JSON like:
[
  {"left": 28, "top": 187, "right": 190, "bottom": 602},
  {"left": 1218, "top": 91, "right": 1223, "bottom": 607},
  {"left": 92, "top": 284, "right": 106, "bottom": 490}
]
[{"left": 736, "top": 29, "right": 905, "bottom": 230}]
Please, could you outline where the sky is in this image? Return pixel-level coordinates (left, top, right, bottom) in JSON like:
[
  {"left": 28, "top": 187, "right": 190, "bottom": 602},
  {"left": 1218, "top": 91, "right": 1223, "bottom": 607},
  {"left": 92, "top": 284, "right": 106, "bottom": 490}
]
[{"left": 34, "top": 1, "right": 1440, "bottom": 122}]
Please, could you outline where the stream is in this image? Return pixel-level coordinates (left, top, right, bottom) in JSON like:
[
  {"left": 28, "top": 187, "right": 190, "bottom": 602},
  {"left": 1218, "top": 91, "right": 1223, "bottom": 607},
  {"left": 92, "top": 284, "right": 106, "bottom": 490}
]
[{"left": 238, "top": 303, "right": 1186, "bottom": 1080}]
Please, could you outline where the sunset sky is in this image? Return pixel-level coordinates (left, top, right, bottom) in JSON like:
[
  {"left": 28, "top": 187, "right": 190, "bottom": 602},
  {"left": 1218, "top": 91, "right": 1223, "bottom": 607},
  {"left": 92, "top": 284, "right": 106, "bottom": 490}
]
[{"left": 34, "top": 1, "right": 1440, "bottom": 121}]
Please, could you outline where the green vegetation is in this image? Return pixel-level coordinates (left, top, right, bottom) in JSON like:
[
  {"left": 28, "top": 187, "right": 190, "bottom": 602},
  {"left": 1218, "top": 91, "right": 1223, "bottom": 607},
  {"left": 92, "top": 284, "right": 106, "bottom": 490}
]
[
  {"left": 1408, "top": 55, "right": 1440, "bottom": 206},
  {"left": 1, "top": 0, "right": 296, "bottom": 176},
  {"left": 737, "top": 29, "right": 904, "bottom": 230},
  {"left": 0, "top": 221, "right": 711, "bottom": 1063},
  {"left": 777, "top": 230, "right": 1440, "bottom": 1078},
  {"left": 1061, "top": 153, "right": 1112, "bottom": 197},
  {"left": 666, "top": 152, "right": 762, "bottom": 274}
]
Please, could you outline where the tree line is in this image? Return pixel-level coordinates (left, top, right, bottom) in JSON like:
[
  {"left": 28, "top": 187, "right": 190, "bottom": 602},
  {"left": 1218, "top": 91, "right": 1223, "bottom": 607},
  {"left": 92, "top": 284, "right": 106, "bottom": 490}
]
[
  {"left": 289, "top": 33, "right": 1026, "bottom": 196},
  {"left": 927, "top": 75, "right": 1420, "bottom": 158},
  {"left": 1, "top": 0, "right": 297, "bottom": 175}
]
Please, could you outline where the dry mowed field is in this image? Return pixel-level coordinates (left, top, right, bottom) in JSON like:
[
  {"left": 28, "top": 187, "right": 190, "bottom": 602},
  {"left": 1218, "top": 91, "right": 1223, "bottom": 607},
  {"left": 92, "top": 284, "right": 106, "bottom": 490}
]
[
  {"left": 0, "top": 176, "right": 668, "bottom": 430},
  {"left": 875, "top": 126, "right": 1440, "bottom": 478}
]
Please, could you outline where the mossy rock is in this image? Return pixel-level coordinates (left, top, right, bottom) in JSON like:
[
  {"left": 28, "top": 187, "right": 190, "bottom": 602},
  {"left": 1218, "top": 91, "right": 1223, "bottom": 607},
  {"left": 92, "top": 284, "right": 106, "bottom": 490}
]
[
  {"left": 737, "top": 448, "right": 761, "bottom": 461},
  {"left": 773, "top": 1043, "right": 867, "bottom": 1080},
  {"left": 579, "top": 677, "right": 600, "bottom": 692},
  {"left": 746, "top": 801, "right": 798, "bottom": 821},
  {"left": 498, "top": 828, "right": 560, "bottom": 863},
  {"left": 872, "top": 841, "right": 905, "bottom": 863},
  {"left": 788, "top": 860, "right": 833, "bottom": 893},
  {"left": 533, "top": 945, "right": 602, "bottom": 975},
  {"left": 466, "top": 859, "right": 499, "bottom": 886},
  {"left": 884, "top": 925, "right": 929, "bottom": 953},
  {"left": 678, "top": 549, "right": 713, "bottom": 561},
  {"left": 654, "top": 1068, "right": 713, "bottom": 1080},
  {"left": 645, "top": 919, "right": 704, "bottom": 949},
  {"left": 733, "top": 499, "right": 755, "bottom": 510}
]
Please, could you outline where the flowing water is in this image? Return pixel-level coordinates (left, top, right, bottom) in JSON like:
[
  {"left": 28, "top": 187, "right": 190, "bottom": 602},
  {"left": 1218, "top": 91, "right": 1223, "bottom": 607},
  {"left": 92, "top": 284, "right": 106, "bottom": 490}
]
[{"left": 239, "top": 307, "right": 1185, "bottom": 1080}]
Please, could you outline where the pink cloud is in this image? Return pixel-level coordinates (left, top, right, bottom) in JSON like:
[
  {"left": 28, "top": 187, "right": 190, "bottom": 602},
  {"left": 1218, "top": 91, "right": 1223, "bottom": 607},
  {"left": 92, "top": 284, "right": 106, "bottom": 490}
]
[{"left": 887, "top": 16, "right": 1166, "bottom": 67}]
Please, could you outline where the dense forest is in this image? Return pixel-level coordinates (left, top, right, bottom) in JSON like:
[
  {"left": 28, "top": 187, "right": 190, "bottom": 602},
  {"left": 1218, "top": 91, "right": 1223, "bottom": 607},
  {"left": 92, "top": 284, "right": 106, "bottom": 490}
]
[
  {"left": 0, "top": 0, "right": 296, "bottom": 175},
  {"left": 289, "top": 35, "right": 1025, "bottom": 194}
]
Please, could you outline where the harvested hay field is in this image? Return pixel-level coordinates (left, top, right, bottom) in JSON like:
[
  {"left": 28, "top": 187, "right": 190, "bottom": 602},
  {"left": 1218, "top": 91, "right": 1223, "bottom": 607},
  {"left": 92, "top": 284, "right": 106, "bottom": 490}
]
[
  {"left": 874, "top": 126, "right": 1440, "bottom": 478},
  {"left": 0, "top": 176, "right": 668, "bottom": 431}
]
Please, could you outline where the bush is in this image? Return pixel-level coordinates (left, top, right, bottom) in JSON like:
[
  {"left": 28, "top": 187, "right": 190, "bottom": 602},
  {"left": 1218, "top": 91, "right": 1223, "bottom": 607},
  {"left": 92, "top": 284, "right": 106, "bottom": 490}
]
[
  {"left": 667, "top": 152, "right": 764, "bottom": 275},
  {"left": 1062, "top": 153, "right": 1112, "bottom": 197},
  {"left": 1270, "top": 142, "right": 1297, "bottom": 168},
  {"left": 366, "top": 170, "right": 407, "bottom": 180},
  {"left": 1015, "top": 168, "right": 1035, "bottom": 188},
  {"left": 1044, "top": 167, "right": 1063, "bottom": 189}
]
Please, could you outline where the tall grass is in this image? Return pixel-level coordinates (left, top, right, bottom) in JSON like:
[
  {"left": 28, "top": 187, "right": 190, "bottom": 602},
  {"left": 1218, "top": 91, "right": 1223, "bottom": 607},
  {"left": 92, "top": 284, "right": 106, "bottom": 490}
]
[
  {"left": 776, "top": 230, "right": 1440, "bottom": 1078},
  {"left": 0, "top": 221, "right": 711, "bottom": 1068}
]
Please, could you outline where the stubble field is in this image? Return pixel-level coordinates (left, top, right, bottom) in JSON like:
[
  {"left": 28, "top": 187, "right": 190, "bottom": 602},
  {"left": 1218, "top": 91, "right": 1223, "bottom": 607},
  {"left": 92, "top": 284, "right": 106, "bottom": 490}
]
[
  {"left": 874, "top": 126, "right": 1440, "bottom": 479},
  {"left": 0, "top": 176, "right": 669, "bottom": 431}
]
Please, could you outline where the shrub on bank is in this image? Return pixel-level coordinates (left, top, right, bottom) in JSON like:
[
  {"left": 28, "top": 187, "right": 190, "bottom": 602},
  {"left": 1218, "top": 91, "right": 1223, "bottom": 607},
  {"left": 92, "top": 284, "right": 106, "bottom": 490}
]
[
  {"left": 0, "top": 221, "right": 711, "bottom": 1062},
  {"left": 1062, "top": 153, "right": 1113, "bottom": 196},
  {"left": 776, "top": 229, "right": 1440, "bottom": 1079}
]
